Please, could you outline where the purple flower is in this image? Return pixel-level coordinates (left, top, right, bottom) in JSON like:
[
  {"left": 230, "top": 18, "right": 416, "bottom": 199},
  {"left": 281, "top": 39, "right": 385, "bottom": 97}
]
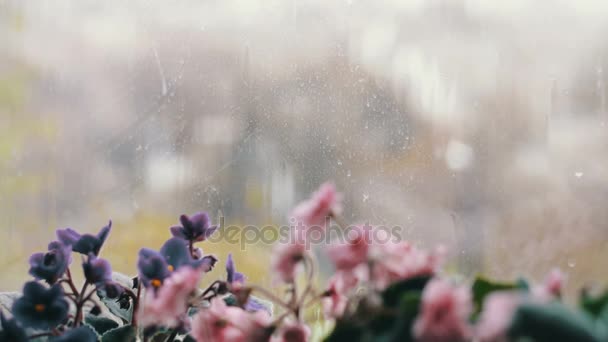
[
  {"left": 138, "top": 238, "right": 217, "bottom": 288},
  {"left": 226, "top": 253, "right": 245, "bottom": 285},
  {"left": 0, "top": 312, "right": 27, "bottom": 342},
  {"left": 56, "top": 220, "right": 112, "bottom": 256},
  {"left": 12, "top": 281, "right": 69, "bottom": 330},
  {"left": 82, "top": 254, "right": 112, "bottom": 288},
  {"left": 170, "top": 212, "right": 218, "bottom": 243},
  {"left": 28, "top": 241, "right": 72, "bottom": 285},
  {"left": 53, "top": 326, "right": 98, "bottom": 342}
]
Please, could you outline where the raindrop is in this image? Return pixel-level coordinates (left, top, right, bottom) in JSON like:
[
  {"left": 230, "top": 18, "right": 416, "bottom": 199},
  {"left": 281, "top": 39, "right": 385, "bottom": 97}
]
[
  {"left": 567, "top": 259, "right": 576, "bottom": 268},
  {"left": 346, "top": 170, "right": 351, "bottom": 177},
  {"left": 574, "top": 172, "right": 583, "bottom": 178},
  {"left": 362, "top": 194, "right": 369, "bottom": 202}
]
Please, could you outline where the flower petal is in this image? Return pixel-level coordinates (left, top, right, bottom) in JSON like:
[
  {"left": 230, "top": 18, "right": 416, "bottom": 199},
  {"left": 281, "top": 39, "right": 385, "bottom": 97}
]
[
  {"left": 160, "top": 238, "right": 192, "bottom": 269},
  {"left": 56, "top": 228, "right": 81, "bottom": 246}
]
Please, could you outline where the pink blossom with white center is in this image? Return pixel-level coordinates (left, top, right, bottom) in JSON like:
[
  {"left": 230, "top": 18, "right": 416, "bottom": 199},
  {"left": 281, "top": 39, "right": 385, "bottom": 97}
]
[
  {"left": 138, "top": 266, "right": 202, "bottom": 328},
  {"left": 413, "top": 278, "right": 472, "bottom": 342},
  {"left": 530, "top": 268, "right": 566, "bottom": 302},
  {"left": 326, "top": 225, "right": 370, "bottom": 272},
  {"left": 371, "top": 241, "right": 444, "bottom": 290},
  {"left": 475, "top": 292, "right": 521, "bottom": 342},
  {"left": 271, "top": 241, "right": 307, "bottom": 283},
  {"left": 191, "top": 298, "right": 271, "bottom": 342},
  {"left": 290, "top": 182, "right": 342, "bottom": 228},
  {"left": 271, "top": 321, "right": 310, "bottom": 342}
]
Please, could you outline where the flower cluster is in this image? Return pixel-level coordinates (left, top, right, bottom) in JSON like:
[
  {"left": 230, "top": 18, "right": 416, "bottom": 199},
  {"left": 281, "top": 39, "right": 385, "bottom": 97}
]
[{"left": 3, "top": 183, "right": 608, "bottom": 342}]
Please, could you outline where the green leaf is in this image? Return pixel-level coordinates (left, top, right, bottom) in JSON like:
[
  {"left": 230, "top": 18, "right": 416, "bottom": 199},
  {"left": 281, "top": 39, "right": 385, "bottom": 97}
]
[
  {"left": 101, "top": 324, "right": 137, "bottom": 342},
  {"left": 385, "top": 291, "right": 422, "bottom": 342},
  {"left": 580, "top": 289, "right": 608, "bottom": 318},
  {"left": 508, "top": 302, "right": 604, "bottom": 342},
  {"left": 381, "top": 276, "right": 430, "bottom": 308},
  {"left": 472, "top": 276, "right": 518, "bottom": 314},
  {"left": 224, "top": 294, "right": 238, "bottom": 306},
  {"left": 97, "top": 272, "right": 136, "bottom": 324},
  {"left": 97, "top": 293, "right": 133, "bottom": 324},
  {"left": 148, "top": 331, "right": 171, "bottom": 342},
  {"left": 324, "top": 320, "right": 365, "bottom": 342},
  {"left": 85, "top": 315, "right": 119, "bottom": 335},
  {"left": 181, "top": 335, "right": 197, "bottom": 342}
]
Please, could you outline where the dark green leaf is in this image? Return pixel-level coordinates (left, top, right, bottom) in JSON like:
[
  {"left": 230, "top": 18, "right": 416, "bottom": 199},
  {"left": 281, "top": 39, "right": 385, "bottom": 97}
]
[
  {"left": 224, "top": 294, "right": 238, "bottom": 306},
  {"left": 515, "top": 278, "right": 530, "bottom": 291},
  {"left": 508, "top": 302, "right": 603, "bottom": 342},
  {"left": 85, "top": 315, "right": 119, "bottom": 336},
  {"left": 101, "top": 324, "right": 137, "bottom": 342},
  {"left": 472, "top": 276, "right": 517, "bottom": 314},
  {"left": 148, "top": 331, "right": 171, "bottom": 342},
  {"left": 385, "top": 291, "right": 421, "bottom": 342},
  {"left": 580, "top": 289, "right": 608, "bottom": 318},
  {"left": 324, "top": 320, "right": 365, "bottom": 342},
  {"left": 181, "top": 335, "right": 197, "bottom": 342},
  {"left": 381, "top": 276, "right": 430, "bottom": 308},
  {"left": 97, "top": 291, "right": 133, "bottom": 324}
]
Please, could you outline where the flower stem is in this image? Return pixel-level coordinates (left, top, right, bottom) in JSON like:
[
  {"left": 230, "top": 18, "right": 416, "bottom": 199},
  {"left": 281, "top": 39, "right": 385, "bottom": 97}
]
[
  {"left": 297, "top": 254, "right": 316, "bottom": 311},
  {"left": 165, "top": 329, "right": 178, "bottom": 342},
  {"left": 74, "top": 281, "right": 90, "bottom": 327},
  {"left": 63, "top": 268, "right": 79, "bottom": 296},
  {"left": 131, "top": 281, "right": 141, "bottom": 327},
  {"left": 248, "top": 285, "right": 296, "bottom": 315}
]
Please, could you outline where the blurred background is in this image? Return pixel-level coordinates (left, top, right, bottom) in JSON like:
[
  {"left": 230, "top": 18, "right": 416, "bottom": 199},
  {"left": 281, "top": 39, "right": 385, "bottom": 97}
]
[{"left": 1, "top": 0, "right": 608, "bottom": 296}]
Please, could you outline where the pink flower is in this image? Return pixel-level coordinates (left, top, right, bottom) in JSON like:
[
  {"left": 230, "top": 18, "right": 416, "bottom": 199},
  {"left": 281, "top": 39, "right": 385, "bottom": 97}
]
[
  {"left": 191, "top": 298, "right": 271, "bottom": 342},
  {"left": 475, "top": 292, "right": 521, "bottom": 342},
  {"left": 326, "top": 226, "right": 370, "bottom": 272},
  {"left": 271, "top": 322, "right": 310, "bottom": 342},
  {"left": 290, "top": 182, "right": 342, "bottom": 227},
  {"left": 413, "top": 278, "right": 472, "bottom": 342},
  {"left": 271, "top": 242, "right": 307, "bottom": 283},
  {"left": 530, "top": 268, "right": 565, "bottom": 301},
  {"left": 371, "top": 241, "right": 444, "bottom": 290},
  {"left": 138, "top": 266, "right": 202, "bottom": 328},
  {"left": 322, "top": 271, "right": 360, "bottom": 318},
  {"left": 544, "top": 268, "right": 564, "bottom": 297}
]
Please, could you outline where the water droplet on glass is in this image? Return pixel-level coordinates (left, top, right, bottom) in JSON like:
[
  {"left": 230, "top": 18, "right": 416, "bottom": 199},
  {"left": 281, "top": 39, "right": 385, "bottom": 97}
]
[
  {"left": 574, "top": 172, "right": 583, "bottom": 178},
  {"left": 568, "top": 259, "right": 576, "bottom": 268},
  {"left": 346, "top": 170, "right": 351, "bottom": 177},
  {"left": 362, "top": 194, "right": 369, "bottom": 202}
]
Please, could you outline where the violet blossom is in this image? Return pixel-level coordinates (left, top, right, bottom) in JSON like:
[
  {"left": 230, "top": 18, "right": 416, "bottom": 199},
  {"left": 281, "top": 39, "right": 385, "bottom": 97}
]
[
  {"left": 226, "top": 253, "right": 245, "bottom": 285},
  {"left": 170, "top": 212, "right": 218, "bottom": 243},
  {"left": 56, "top": 220, "right": 112, "bottom": 256},
  {"left": 137, "top": 237, "right": 217, "bottom": 289},
  {"left": 28, "top": 241, "right": 71, "bottom": 285},
  {"left": 12, "top": 281, "right": 69, "bottom": 330}
]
